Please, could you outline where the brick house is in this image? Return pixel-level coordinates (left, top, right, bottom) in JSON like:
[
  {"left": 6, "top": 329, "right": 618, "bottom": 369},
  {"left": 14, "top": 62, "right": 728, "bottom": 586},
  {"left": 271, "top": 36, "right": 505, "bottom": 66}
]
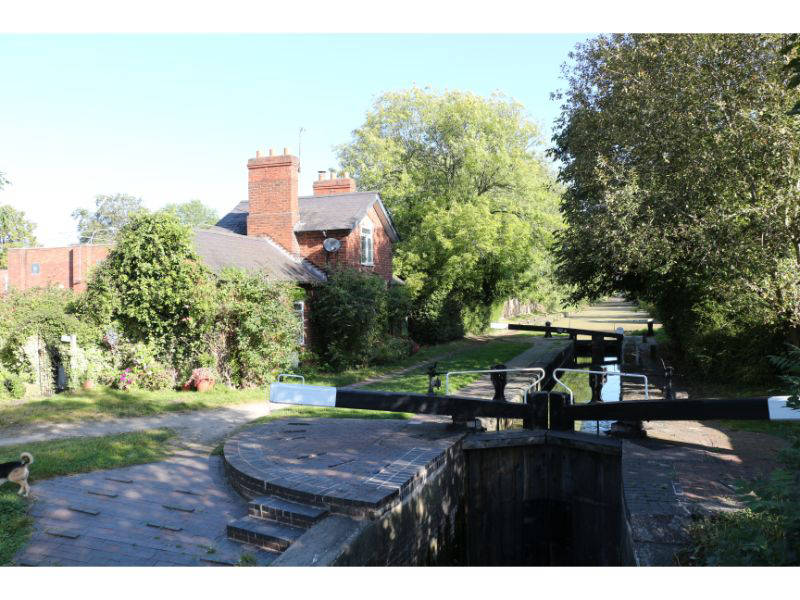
[
  {"left": 3, "top": 244, "right": 111, "bottom": 293},
  {"left": 2, "top": 148, "right": 399, "bottom": 343},
  {"left": 193, "top": 148, "right": 400, "bottom": 341}
]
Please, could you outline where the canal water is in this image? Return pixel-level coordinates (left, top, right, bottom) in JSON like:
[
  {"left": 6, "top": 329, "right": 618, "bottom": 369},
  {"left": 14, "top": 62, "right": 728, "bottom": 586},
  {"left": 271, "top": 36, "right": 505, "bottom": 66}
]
[{"left": 578, "top": 357, "right": 621, "bottom": 436}]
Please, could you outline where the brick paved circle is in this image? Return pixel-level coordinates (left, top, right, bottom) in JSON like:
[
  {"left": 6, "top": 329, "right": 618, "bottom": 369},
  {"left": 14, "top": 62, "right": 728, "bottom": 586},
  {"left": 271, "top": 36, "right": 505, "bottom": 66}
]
[{"left": 223, "top": 418, "right": 466, "bottom": 517}]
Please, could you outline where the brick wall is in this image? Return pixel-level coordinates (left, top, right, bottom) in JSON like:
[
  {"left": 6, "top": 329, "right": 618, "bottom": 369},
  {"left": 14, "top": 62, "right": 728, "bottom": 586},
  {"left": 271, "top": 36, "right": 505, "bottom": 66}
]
[
  {"left": 296, "top": 206, "right": 393, "bottom": 282},
  {"left": 6, "top": 245, "right": 110, "bottom": 293},
  {"left": 246, "top": 152, "right": 300, "bottom": 254}
]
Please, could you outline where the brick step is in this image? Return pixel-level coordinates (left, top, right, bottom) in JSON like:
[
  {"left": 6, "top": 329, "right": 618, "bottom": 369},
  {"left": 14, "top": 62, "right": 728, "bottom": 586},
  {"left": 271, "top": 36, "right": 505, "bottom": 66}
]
[
  {"left": 248, "top": 495, "right": 329, "bottom": 527},
  {"left": 226, "top": 517, "right": 305, "bottom": 553}
]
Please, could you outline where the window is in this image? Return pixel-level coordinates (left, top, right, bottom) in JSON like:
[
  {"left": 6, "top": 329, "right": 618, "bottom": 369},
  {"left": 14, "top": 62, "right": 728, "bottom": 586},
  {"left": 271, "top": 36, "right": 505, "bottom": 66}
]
[
  {"left": 31, "top": 263, "right": 40, "bottom": 275},
  {"left": 293, "top": 301, "right": 305, "bottom": 346},
  {"left": 360, "top": 221, "right": 374, "bottom": 266}
]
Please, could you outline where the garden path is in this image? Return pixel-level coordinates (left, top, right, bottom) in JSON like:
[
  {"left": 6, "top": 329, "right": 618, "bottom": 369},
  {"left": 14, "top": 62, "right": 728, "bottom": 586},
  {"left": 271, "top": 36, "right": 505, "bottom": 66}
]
[{"left": 0, "top": 401, "right": 273, "bottom": 449}]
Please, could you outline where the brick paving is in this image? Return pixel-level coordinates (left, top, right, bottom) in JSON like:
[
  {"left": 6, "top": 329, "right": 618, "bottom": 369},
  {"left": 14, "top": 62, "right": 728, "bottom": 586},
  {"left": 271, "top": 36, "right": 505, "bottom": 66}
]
[
  {"left": 612, "top": 331, "right": 789, "bottom": 564},
  {"left": 14, "top": 451, "right": 277, "bottom": 566},
  {"left": 223, "top": 418, "right": 466, "bottom": 517}
]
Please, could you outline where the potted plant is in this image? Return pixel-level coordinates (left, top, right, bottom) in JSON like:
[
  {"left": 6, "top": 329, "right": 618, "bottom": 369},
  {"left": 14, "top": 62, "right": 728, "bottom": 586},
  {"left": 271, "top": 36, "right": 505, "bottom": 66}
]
[{"left": 185, "top": 367, "right": 216, "bottom": 393}]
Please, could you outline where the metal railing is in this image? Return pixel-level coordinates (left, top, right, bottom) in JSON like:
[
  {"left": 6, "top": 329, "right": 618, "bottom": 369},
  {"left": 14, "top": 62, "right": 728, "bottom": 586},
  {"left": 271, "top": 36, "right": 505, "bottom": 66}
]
[
  {"left": 445, "top": 367, "right": 545, "bottom": 397},
  {"left": 553, "top": 368, "right": 649, "bottom": 404}
]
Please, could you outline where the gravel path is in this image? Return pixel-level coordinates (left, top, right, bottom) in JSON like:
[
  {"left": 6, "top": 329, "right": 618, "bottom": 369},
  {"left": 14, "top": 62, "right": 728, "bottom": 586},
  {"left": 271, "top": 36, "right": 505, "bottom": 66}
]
[{"left": 0, "top": 402, "right": 273, "bottom": 449}]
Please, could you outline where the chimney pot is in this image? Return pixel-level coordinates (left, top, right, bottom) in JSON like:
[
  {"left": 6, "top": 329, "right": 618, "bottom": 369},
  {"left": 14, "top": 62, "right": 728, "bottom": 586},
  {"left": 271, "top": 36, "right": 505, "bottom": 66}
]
[
  {"left": 318, "top": 171, "right": 325, "bottom": 181},
  {"left": 269, "top": 148, "right": 274, "bottom": 157},
  {"left": 283, "top": 147, "right": 288, "bottom": 155},
  {"left": 256, "top": 150, "right": 261, "bottom": 158}
]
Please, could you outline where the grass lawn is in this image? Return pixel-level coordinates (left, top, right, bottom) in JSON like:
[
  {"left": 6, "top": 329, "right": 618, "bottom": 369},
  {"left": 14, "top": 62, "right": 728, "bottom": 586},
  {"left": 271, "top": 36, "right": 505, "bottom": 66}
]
[
  {"left": 299, "top": 335, "right": 501, "bottom": 388},
  {"left": 0, "top": 429, "right": 175, "bottom": 566},
  {"left": 358, "top": 333, "right": 541, "bottom": 394},
  {"left": 0, "top": 385, "right": 265, "bottom": 429},
  {"left": 0, "top": 333, "right": 531, "bottom": 429}
]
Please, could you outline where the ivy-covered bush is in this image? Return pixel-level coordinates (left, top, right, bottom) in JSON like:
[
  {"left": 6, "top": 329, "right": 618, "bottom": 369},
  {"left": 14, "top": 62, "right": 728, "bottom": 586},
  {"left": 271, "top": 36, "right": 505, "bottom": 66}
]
[
  {"left": 77, "top": 212, "right": 216, "bottom": 372},
  {"left": 207, "top": 269, "right": 301, "bottom": 387},
  {"left": 0, "top": 286, "right": 103, "bottom": 393},
  {"left": 309, "top": 268, "right": 388, "bottom": 370}
]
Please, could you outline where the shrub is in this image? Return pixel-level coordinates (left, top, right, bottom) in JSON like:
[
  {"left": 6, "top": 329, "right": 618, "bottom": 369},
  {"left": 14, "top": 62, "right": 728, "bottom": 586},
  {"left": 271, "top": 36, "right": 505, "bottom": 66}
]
[
  {"left": 112, "top": 341, "right": 175, "bottom": 391},
  {"left": 81, "top": 346, "right": 116, "bottom": 385},
  {"left": 0, "top": 371, "right": 25, "bottom": 399},
  {"left": 207, "top": 269, "right": 302, "bottom": 387},
  {"left": 309, "top": 268, "right": 388, "bottom": 370},
  {"left": 78, "top": 212, "right": 216, "bottom": 370},
  {"left": 370, "top": 337, "right": 413, "bottom": 365},
  {"left": 409, "top": 293, "right": 465, "bottom": 344},
  {"left": 0, "top": 286, "right": 102, "bottom": 381},
  {"left": 387, "top": 284, "right": 413, "bottom": 336}
]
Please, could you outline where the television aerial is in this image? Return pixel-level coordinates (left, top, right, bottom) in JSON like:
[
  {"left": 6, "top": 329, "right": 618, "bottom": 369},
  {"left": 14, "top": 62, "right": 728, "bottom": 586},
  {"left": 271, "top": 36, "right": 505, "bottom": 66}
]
[{"left": 323, "top": 238, "right": 341, "bottom": 253}]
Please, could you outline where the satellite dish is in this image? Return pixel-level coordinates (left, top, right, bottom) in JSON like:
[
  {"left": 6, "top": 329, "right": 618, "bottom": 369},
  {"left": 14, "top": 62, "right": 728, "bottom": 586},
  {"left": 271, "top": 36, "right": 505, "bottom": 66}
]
[{"left": 323, "top": 238, "right": 341, "bottom": 253}]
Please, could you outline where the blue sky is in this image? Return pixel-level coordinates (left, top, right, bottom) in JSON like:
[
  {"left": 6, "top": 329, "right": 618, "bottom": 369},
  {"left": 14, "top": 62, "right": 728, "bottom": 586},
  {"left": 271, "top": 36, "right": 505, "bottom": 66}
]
[{"left": 0, "top": 34, "right": 590, "bottom": 246}]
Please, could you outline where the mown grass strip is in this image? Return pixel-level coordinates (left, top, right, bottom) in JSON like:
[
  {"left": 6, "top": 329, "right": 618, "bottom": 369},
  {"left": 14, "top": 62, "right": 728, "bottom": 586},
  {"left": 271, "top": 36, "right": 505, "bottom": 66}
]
[{"left": 359, "top": 334, "right": 541, "bottom": 395}]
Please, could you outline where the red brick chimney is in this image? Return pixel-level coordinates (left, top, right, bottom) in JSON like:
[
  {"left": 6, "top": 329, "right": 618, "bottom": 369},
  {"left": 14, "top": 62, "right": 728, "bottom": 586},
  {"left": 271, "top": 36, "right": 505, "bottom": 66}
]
[
  {"left": 247, "top": 148, "right": 299, "bottom": 253},
  {"left": 312, "top": 171, "right": 356, "bottom": 196}
]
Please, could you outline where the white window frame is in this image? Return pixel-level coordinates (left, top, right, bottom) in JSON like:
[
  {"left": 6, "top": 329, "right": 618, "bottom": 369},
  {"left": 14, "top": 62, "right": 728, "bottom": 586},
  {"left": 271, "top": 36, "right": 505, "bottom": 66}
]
[
  {"left": 360, "top": 219, "right": 374, "bottom": 266},
  {"left": 293, "top": 301, "right": 305, "bottom": 346}
]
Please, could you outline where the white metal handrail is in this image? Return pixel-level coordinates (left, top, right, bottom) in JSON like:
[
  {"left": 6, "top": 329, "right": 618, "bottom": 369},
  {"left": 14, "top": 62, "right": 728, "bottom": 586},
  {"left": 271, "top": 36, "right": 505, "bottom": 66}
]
[
  {"left": 553, "top": 368, "right": 649, "bottom": 404},
  {"left": 445, "top": 367, "right": 545, "bottom": 396},
  {"left": 277, "top": 373, "right": 305, "bottom": 384}
]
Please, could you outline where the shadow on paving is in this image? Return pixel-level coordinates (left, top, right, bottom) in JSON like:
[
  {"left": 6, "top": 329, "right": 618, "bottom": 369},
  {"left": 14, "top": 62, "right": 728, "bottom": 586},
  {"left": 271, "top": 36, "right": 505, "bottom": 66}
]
[{"left": 15, "top": 451, "right": 276, "bottom": 566}]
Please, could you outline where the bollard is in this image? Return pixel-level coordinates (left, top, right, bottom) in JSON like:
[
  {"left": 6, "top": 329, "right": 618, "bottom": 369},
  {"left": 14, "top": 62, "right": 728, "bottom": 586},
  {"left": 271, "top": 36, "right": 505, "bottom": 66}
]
[
  {"left": 426, "top": 362, "right": 442, "bottom": 395},
  {"left": 544, "top": 321, "right": 552, "bottom": 338},
  {"left": 664, "top": 365, "right": 675, "bottom": 401},
  {"left": 549, "top": 393, "right": 574, "bottom": 431},
  {"left": 490, "top": 363, "right": 508, "bottom": 402},
  {"left": 647, "top": 319, "right": 654, "bottom": 338},
  {"left": 525, "top": 391, "right": 548, "bottom": 430},
  {"left": 589, "top": 372, "right": 604, "bottom": 403}
]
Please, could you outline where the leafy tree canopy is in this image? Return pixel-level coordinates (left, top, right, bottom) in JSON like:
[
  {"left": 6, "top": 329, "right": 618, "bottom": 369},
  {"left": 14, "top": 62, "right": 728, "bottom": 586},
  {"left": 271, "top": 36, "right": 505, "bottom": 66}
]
[
  {"left": 0, "top": 205, "right": 37, "bottom": 269},
  {"left": 337, "top": 88, "right": 565, "bottom": 340},
  {"left": 79, "top": 212, "right": 215, "bottom": 367},
  {"left": 72, "top": 193, "right": 147, "bottom": 244},
  {"left": 160, "top": 199, "right": 219, "bottom": 229},
  {"left": 784, "top": 33, "right": 800, "bottom": 115},
  {"left": 552, "top": 34, "right": 800, "bottom": 377}
]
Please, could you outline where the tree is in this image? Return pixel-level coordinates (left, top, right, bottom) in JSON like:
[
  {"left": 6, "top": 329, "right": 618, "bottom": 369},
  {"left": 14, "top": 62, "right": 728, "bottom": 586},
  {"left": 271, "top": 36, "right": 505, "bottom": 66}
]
[
  {"left": 209, "top": 268, "right": 301, "bottom": 386},
  {"left": 160, "top": 199, "right": 219, "bottom": 229},
  {"left": 784, "top": 33, "right": 800, "bottom": 115},
  {"left": 79, "top": 212, "right": 215, "bottom": 368},
  {"left": 337, "top": 88, "right": 564, "bottom": 341},
  {"left": 72, "top": 193, "right": 146, "bottom": 244},
  {"left": 552, "top": 34, "right": 800, "bottom": 380},
  {"left": 0, "top": 205, "right": 37, "bottom": 268}
]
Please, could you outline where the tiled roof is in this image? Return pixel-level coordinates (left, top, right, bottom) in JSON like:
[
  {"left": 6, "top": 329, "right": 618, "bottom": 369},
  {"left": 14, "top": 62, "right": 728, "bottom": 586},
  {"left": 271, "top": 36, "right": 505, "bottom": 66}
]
[
  {"left": 215, "top": 193, "right": 399, "bottom": 241},
  {"left": 193, "top": 227, "right": 325, "bottom": 284}
]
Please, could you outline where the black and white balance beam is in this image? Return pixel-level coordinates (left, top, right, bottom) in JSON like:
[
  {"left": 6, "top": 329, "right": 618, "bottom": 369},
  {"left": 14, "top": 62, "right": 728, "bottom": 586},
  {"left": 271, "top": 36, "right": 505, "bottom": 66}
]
[
  {"left": 269, "top": 382, "right": 534, "bottom": 420},
  {"left": 566, "top": 396, "right": 800, "bottom": 422}
]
